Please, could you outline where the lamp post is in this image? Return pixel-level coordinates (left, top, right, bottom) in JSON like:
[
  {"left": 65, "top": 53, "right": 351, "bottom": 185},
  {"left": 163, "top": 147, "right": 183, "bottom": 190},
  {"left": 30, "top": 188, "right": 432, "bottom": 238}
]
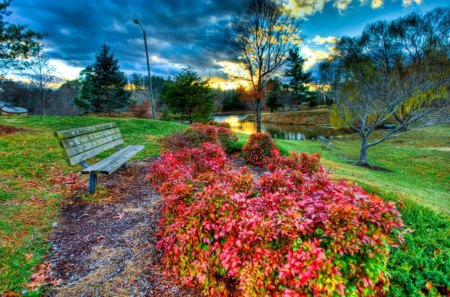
[{"left": 133, "top": 19, "right": 156, "bottom": 119}]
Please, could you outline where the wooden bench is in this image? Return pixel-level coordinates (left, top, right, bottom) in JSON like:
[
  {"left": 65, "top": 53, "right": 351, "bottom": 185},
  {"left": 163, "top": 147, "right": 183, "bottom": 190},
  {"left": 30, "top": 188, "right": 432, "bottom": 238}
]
[{"left": 55, "top": 123, "right": 144, "bottom": 193}]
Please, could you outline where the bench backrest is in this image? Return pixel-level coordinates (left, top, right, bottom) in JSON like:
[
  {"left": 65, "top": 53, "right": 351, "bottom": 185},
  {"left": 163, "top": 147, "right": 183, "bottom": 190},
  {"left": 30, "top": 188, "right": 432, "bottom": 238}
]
[{"left": 55, "top": 123, "right": 124, "bottom": 166}]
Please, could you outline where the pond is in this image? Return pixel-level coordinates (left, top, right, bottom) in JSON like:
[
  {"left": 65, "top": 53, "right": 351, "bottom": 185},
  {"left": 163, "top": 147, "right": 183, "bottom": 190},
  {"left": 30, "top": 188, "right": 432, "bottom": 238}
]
[{"left": 213, "top": 114, "right": 351, "bottom": 140}]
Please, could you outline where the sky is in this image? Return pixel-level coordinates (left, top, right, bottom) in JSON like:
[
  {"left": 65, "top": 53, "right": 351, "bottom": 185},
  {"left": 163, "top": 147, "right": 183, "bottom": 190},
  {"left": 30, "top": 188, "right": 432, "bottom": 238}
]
[{"left": 6, "top": 0, "right": 447, "bottom": 89}]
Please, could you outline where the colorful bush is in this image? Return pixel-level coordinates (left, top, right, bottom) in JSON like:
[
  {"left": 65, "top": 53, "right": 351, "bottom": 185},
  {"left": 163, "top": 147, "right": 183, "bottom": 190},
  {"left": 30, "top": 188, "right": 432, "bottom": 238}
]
[
  {"left": 267, "top": 150, "right": 322, "bottom": 176},
  {"left": 242, "top": 133, "right": 279, "bottom": 166},
  {"left": 161, "top": 123, "right": 238, "bottom": 154},
  {"left": 148, "top": 144, "right": 403, "bottom": 296}
]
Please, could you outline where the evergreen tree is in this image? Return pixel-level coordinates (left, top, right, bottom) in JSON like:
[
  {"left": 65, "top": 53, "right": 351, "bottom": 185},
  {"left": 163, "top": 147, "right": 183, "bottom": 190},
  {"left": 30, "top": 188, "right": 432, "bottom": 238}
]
[
  {"left": 160, "top": 67, "right": 213, "bottom": 123},
  {"left": 74, "top": 66, "right": 94, "bottom": 111},
  {"left": 265, "top": 78, "right": 282, "bottom": 112},
  {"left": 75, "top": 44, "right": 129, "bottom": 113},
  {"left": 222, "top": 90, "right": 246, "bottom": 111},
  {"left": 0, "top": 0, "right": 42, "bottom": 71},
  {"left": 284, "top": 49, "right": 318, "bottom": 106}
]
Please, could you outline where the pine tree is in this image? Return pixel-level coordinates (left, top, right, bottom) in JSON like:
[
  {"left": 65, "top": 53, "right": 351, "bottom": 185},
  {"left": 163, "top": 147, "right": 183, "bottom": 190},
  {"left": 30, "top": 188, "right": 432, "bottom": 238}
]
[
  {"left": 75, "top": 44, "right": 129, "bottom": 113},
  {"left": 265, "top": 78, "right": 282, "bottom": 112},
  {"left": 74, "top": 66, "right": 94, "bottom": 111},
  {"left": 160, "top": 67, "right": 214, "bottom": 123},
  {"left": 284, "top": 49, "right": 318, "bottom": 106}
]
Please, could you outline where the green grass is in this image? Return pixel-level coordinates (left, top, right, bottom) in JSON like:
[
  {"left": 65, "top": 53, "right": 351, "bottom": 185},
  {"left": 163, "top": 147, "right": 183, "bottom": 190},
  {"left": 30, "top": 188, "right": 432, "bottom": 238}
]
[
  {"left": 270, "top": 125, "right": 450, "bottom": 296},
  {"left": 0, "top": 115, "right": 186, "bottom": 294},
  {"left": 275, "top": 126, "right": 450, "bottom": 214},
  {"left": 1, "top": 117, "right": 448, "bottom": 296}
]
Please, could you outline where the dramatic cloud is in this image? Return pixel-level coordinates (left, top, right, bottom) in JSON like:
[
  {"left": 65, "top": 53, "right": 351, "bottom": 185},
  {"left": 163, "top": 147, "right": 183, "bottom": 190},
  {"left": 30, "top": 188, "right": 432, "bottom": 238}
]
[
  {"left": 6, "top": 0, "right": 434, "bottom": 86},
  {"left": 8, "top": 0, "right": 243, "bottom": 79}
]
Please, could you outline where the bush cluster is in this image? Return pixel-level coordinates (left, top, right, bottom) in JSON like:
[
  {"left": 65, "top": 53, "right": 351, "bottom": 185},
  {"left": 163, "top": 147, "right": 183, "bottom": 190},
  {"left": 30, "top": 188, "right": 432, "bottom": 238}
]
[
  {"left": 242, "top": 132, "right": 279, "bottom": 166},
  {"left": 148, "top": 141, "right": 403, "bottom": 296},
  {"left": 161, "top": 123, "right": 238, "bottom": 154}
]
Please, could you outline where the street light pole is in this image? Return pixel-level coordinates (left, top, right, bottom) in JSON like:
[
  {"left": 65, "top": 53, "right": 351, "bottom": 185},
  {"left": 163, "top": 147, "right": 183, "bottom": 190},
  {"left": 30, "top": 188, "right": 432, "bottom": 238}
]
[{"left": 134, "top": 19, "right": 156, "bottom": 119}]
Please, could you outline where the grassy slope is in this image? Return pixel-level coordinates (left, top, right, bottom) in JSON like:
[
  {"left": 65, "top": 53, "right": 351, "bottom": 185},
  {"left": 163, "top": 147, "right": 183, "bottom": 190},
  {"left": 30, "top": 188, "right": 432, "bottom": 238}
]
[
  {"left": 0, "top": 116, "right": 186, "bottom": 294},
  {"left": 277, "top": 126, "right": 450, "bottom": 214}
]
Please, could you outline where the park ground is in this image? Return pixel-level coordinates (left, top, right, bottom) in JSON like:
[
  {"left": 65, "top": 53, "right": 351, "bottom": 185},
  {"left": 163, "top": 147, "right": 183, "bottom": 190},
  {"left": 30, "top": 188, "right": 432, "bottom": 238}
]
[{"left": 0, "top": 115, "right": 449, "bottom": 296}]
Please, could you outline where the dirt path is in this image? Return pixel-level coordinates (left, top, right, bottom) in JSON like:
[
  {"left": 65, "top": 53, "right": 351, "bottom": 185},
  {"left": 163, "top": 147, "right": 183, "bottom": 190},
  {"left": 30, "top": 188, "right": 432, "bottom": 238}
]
[{"left": 47, "top": 158, "right": 199, "bottom": 297}]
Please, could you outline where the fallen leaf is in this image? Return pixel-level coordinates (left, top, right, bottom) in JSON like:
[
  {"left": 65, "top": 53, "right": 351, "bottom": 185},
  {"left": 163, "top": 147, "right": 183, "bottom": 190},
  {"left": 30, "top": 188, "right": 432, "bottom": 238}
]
[{"left": 113, "top": 212, "right": 125, "bottom": 220}]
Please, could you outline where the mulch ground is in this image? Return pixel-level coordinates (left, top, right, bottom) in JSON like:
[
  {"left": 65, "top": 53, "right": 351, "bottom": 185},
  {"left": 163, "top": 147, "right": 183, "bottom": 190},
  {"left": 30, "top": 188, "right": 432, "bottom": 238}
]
[{"left": 46, "top": 158, "right": 200, "bottom": 297}]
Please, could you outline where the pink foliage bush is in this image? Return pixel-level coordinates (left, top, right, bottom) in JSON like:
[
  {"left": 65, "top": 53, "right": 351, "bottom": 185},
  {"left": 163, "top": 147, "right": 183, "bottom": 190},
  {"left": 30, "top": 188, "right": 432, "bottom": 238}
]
[
  {"left": 148, "top": 143, "right": 403, "bottom": 296},
  {"left": 242, "top": 132, "right": 279, "bottom": 166},
  {"left": 161, "top": 123, "right": 238, "bottom": 153}
]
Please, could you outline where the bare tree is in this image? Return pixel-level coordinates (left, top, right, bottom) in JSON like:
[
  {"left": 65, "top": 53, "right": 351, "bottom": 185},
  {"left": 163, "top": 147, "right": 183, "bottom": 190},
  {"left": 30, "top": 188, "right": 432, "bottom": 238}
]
[
  {"left": 20, "top": 47, "right": 62, "bottom": 115},
  {"left": 322, "top": 8, "right": 450, "bottom": 166},
  {"left": 227, "top": 0, "right": 300, "bottom": 132}
]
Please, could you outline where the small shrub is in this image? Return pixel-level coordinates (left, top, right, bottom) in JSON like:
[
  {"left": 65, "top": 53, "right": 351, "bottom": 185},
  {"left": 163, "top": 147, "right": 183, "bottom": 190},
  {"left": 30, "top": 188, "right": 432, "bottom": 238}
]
[
  {"left": 226, "top": 140, "right": 245, "bottom": 155},
  {"left": 242, "top": 133, "right": 279, "bottom": 166},
  {"left": 267, "top": 150, "right": 322, "bottom": 176},
  {"left": 160, "top": 123, "right": 238, "bottom": 154},
  {"left": 130, "top": 101, "right": 151, "bottom": 118},
  {"left": 148, "top": 145, "right": 403, "bottom": 296}
]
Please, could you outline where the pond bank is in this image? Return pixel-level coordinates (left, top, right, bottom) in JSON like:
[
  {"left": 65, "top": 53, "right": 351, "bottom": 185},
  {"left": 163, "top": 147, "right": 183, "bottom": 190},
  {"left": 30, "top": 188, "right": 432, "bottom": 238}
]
[{"left": 243, "top": 108, "right": 330, "bottom": 125}]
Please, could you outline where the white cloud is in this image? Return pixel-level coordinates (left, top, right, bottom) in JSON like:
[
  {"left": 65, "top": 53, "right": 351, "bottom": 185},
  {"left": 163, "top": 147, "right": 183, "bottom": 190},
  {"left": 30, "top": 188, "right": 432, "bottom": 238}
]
[
  {"left": 285, "top": 0, "right": 330, "bottom": 18},
  {"left": 48, "top": 59, "right": 83, "bottom": 80},
  {"left": 371, "top": 0, "right": 383, "bottom": 8},
  {"left": 300, "top": 46, "right": 332, "bottom": 70},
  {"left": 333, "top": 0, "right": 353, "bottom": 12},
  {"left": 312, "top": 35, "right": 339, "bottom": 44},
  {"left": 402, "top": 0, "right": 422, "bottom": 6}
]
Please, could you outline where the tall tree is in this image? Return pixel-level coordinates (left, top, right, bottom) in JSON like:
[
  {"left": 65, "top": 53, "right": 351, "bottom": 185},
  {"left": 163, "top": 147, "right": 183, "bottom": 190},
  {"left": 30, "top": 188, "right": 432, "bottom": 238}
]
[
  {"left": 284, "top": 49, "right": 317, "bottom": 106},
  {"left": 19, "top": 46, "right": 62, "bottom": 115},
  {"left": 75, "top": 44, "right": 130, "bottom": 113},
  {"left": 265, "top": 77, "right": 283, "bottom": 112},
  {"left": 227, "top": 0, "right": 300, "bottom": 132},
  {"left": 160, "top": 67, "right": 213, "bottom": 123},
  {"left": 75, "top": 66, "right": 95, "bottom": 112},
  {"left": 321, "top": 7, "right": 450, "bottom": 166},
  {"left": 0, "top": 0, "right": 42, "bottom": 71}
]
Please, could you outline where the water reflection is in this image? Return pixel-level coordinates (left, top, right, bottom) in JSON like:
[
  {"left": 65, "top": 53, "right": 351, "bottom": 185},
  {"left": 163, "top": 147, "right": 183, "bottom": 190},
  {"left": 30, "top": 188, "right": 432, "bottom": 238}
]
[{"left": 213, "top": 114, "right": 349, "bottom": 140}]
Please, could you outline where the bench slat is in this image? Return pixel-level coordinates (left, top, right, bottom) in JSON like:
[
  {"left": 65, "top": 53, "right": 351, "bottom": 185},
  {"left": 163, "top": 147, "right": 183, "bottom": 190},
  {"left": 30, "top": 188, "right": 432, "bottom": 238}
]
[
  {"left": 61, "top": 128, "right": 121, "bottom": 149},
  {"left": 81, "top": 145, "right": 144, "bottom": 174},
  {"left": 64, "top": 132, "right": 123, "bottom": 157},
  {"left": 55, "top": 123, "right": 117, "bottom": 140},
  {"left": 99, "top": 145, "right": 144, "bottom": 174},
  {"left": 68, "top": 138, "right": 124, "bottom": 166}
]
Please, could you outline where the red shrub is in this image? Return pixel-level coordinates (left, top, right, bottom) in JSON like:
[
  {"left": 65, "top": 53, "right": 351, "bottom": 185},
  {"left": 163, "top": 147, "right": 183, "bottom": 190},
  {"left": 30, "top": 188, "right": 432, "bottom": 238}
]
[
  {"left": 242, "top": 133, "right": 279, "bottom": 166},
  {"left": 267, "top": 150, "right": 322, "bottom": 176},
  {"left": 148, "top": 145, "right": 403, "bottom": 296},
  {"left": 161, "top": 123, "right": 238, "bottom": 153}
]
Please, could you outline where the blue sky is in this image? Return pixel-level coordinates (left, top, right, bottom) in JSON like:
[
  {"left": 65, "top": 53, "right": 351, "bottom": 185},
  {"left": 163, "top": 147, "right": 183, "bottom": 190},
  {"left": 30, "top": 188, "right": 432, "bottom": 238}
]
[{"left": 6, "top": 0, "right": 447, "bottom": 86}]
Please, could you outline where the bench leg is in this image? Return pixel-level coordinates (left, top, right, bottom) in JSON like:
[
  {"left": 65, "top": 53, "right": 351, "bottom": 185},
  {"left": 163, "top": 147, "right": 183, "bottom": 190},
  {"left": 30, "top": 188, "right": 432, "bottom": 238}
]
[{"left": 89, "top": 173, "right": 97, "bottom": 194}]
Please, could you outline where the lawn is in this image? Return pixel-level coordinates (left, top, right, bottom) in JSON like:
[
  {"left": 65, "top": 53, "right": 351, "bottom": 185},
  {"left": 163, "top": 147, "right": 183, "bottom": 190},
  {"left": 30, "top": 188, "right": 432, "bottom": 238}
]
[
  {"left": 0, "top": 115, "right": 186, "bottom": 294},
  {"left": 276, "top": 125, "right": 450, "bottom": 215},
  {"left": 0, "top": 116, "right": 448, "bottom": 296}
]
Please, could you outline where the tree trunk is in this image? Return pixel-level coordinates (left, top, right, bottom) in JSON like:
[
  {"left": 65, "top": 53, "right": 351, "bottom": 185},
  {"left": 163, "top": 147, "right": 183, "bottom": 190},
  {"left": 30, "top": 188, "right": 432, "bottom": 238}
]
[
  {"left": 255, "top": 99, "right": 262, "bottom": 133},
  {"left": 358, "top": 135, "right": 368, "bottom": 165}
]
